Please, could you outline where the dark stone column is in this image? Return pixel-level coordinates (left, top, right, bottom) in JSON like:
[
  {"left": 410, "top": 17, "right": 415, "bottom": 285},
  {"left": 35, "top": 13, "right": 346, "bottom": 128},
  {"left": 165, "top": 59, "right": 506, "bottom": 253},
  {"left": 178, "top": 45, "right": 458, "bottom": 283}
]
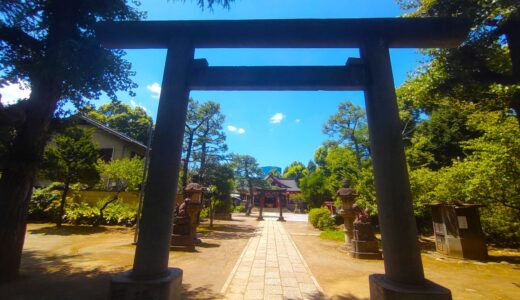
[
  {"left": 257, "top": 196, "right": 264, "bottom": 221},
  {"left": 360, "top": 39, "right": 451, "bottom": 299},
  {"left": 111, "top": 39, "right": 194, "bottom": 300},
  {"left": 277, "top": 192, "right": 285, "bottom": 221}
]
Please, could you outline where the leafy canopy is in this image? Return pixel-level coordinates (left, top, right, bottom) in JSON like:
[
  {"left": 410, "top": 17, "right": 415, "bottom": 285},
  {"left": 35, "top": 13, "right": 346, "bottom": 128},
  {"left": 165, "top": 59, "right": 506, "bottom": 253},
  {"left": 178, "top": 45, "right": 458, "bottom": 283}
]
[
  {"left": 41, "top": 127, "right": 100, "bottom": 186},
  {"left": 84, "top": 99, "right": 152, "bottom": 144}
]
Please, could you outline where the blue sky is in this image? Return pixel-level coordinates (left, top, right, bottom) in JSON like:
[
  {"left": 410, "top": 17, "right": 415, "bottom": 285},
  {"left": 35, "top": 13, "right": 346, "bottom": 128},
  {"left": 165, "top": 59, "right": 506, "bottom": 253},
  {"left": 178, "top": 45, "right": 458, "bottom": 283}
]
[{"left": 1, "top": 0, "right": 424, "bottom": 170}]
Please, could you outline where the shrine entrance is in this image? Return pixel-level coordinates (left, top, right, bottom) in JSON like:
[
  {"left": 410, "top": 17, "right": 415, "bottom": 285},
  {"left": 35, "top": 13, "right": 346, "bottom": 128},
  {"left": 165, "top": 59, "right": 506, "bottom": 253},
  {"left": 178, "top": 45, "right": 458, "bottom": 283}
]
[{"left": 97, "top": 18, "right": 470, "bottom": 299}]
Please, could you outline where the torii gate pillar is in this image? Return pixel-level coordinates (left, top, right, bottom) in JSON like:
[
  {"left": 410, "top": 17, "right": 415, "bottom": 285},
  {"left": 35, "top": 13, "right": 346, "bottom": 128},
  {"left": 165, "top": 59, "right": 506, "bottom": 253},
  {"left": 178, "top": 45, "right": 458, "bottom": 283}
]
[
  {"left": 111, "top": 39, "right": 193, "bottom": 300},
  {"left": 362, "top": 40, "right": 451, "bottom": 299}
]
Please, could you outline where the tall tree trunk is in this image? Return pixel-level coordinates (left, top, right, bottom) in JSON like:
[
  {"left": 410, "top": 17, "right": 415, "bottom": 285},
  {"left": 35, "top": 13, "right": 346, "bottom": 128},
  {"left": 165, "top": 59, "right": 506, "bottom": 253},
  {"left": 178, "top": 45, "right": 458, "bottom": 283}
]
[
  {"left": 352, "top": 137, "right": 362, "bottom": 170},
  {"left": 57, "top": 179, "right": 70, "bottom": 228},
  {"left": 209, "top": 200, "right": 214, "bottom": 228},
  {"left": 0, "top": 82, "right": 59, "bottom": 282},
  {"left": 181, "top": 132, "right": 194, "bottom": 195},
  {"left": 199, "top": 141, "right": 208, "bottom": 182}
]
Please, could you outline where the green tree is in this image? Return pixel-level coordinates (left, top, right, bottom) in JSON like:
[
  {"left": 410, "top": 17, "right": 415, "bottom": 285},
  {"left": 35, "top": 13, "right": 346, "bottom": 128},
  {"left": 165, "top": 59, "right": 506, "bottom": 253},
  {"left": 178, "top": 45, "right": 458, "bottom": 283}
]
[
  {"left": 192, "top": 101, "right": 227, "bottom": 184},
  {"left": 0, "top": 1, "right": 142, "bottom": 281},
  {"left": 282, "top": 161, "right": 307, "bottom": 186},
  {"left": 409, "top": 110, "right": 520, "bottom": 245},
  {"left": 97, "top": 157, "right": 144, "bottom": 225},
  {"left": 204, "top": 162, "right": 234, "bottom": 227},
  {"left": 0, "top": 0, "right": 236, "bottom": 282},
  {"left": 323, "top": 101, "right": 369, "bottom": 169},
  {"left": 41, "top": 127, "right": 100, "bottom": 227},
  {"left": 398, "top": 0, "right": 520, "bottom": 125},
  {"left": 231, "top": 154, "right": 265, "bottom": 215},
  {"left": 182, "top": 99, "right": 225, "bottom": 191},
  {"left": 84, "top": 99, "right": 152, "bottom": 144},
  {"left": 299, "top": 168, "right": 331, "bottom": 209}
]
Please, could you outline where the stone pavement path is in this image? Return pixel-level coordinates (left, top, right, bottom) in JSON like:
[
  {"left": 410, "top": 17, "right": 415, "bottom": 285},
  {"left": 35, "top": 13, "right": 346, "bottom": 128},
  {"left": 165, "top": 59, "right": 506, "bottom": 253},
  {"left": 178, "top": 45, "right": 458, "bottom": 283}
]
[{"left": 221, "top": 216, "right": 325, "bottom": 300}]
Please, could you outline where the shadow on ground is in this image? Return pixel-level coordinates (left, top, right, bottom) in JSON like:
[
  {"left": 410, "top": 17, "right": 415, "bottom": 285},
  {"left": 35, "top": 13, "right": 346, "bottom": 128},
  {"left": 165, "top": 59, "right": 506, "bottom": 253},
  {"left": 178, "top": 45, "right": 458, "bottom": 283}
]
[
  {"left": 27, "top": 225, "right": 125, "bottom": 236},
  {"left": 0, "top": 250, "right": 121, "bottom": 300},
  {"left": 330, "top": 294, "right": 369, "bottom": 300},
  {"left": 197, "top": 223, "right": 257, "bottom": 240},
  {"left": 181, "top": 283, "right": 222, "bottom": 299}
]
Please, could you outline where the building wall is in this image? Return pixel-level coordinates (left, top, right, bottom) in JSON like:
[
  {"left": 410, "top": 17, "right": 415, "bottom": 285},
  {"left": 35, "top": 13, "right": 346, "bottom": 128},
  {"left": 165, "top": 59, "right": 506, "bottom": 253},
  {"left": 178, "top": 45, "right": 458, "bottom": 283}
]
[{"left": 79, "top": 125, "right": 145, "bottom": 160}]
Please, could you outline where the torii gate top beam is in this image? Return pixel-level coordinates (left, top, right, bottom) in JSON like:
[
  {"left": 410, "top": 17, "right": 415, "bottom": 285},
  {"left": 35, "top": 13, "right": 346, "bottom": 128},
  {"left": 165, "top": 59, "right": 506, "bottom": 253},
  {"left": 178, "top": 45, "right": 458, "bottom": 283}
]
[{"left": 96, "top": 18, "right": 470, "bottom": 49}]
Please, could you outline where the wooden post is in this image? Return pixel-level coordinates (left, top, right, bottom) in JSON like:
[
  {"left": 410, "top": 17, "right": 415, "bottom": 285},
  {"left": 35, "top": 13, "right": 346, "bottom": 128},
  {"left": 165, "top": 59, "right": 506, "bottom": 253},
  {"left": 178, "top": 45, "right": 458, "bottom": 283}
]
[{"left": 361, "top": 39, "right": 451, "bottom": 299}]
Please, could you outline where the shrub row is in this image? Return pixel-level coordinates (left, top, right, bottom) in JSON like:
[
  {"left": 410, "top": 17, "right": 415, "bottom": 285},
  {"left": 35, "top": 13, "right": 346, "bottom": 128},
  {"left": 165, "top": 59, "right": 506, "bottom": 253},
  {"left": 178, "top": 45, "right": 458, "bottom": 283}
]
[
  {"left": 308, "top": 208, "right": 335, "bottom": 230},
  {"left": 28, "top": 186, "right": 137, "bottom": 226}
]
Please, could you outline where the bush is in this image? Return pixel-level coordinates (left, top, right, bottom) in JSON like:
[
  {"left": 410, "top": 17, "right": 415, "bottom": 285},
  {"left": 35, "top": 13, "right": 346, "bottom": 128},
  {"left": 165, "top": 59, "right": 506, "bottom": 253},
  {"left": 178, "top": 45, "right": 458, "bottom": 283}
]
[
  {"left": 65, "top": 202, "right": 99, "bottom": 225},
  {"left": 100, "top": 200, "right": 137, "bottom": 226},
  {"left": 233, "top": 204, "right": 246, "bottom": 213},
  {"left": 28, "top": 184, "right": 62, "bottom": 222},
  {"left": 64, "top": 200, "right": 137, "bottom": 226},
  {"left": 200, "top": 207, "right": 210, "bottom": 218},
  {"left": 308, "top": 208, "right": 335, "bottom": 230}
]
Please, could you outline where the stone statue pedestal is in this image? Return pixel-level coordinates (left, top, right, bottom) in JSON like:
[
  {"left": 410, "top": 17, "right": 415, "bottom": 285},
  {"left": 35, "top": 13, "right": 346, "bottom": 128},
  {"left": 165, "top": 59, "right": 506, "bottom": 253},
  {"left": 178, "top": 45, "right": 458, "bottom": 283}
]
[
  {"left": 171, "top": 203, "right": 202, "bottom": 249},
  {"left": 350, "top": 222, "right": 382, "bottom": 259}
]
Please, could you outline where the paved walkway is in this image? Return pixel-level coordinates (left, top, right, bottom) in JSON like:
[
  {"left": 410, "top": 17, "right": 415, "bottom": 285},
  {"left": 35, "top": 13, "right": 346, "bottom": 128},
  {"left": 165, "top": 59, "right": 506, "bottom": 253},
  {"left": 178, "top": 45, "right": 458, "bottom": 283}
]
[{"left": 221, "top": 216, "right": 324, "bottom": 300}]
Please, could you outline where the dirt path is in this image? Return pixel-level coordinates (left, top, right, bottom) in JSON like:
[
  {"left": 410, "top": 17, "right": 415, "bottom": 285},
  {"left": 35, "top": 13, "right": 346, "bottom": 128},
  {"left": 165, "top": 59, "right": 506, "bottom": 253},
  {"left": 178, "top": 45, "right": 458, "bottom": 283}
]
[
  {"left": 283, "top": 221, "right": 520, "bottom": 300},
  {"left": 0, "top": 215, "right": 258, "bottom": 300}
]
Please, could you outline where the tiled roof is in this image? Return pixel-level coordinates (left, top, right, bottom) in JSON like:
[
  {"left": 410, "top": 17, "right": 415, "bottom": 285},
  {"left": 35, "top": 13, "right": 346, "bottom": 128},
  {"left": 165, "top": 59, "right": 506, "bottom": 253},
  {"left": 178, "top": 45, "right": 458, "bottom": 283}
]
[
  {"left": 268, "top": 175, "right": 300, "bottom": 192},
  {"left": 78, "top": 114, "right": 148, "bottom": 150}
]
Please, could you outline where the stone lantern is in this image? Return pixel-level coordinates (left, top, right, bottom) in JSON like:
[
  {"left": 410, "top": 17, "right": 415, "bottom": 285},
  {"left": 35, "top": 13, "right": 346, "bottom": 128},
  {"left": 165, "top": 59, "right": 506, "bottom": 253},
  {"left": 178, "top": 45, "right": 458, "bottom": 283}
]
[
  {"left": 185, "top": 182, "right": 204, "bottom": 245},
  {"left": 337, "top": 180, "right": 357, "bottom": 249}
]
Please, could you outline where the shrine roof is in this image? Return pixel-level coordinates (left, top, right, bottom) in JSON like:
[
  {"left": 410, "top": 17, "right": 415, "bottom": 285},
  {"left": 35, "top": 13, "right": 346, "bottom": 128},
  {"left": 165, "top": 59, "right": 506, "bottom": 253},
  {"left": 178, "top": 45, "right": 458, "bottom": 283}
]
[{"left": 267, "top": 174, "right": 301, "bottom": 192}]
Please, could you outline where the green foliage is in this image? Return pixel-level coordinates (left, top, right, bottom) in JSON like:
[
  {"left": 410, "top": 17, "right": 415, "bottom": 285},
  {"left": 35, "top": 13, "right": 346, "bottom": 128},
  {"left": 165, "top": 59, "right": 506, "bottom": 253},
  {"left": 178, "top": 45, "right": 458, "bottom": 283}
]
[
  {"left": 65, "top": 202, "right": 99, "bottom": 225},
  {"left": 41, "top": 127, "right": 100, "bottom": 186},
  {"left": 28, "top": 184, "right": 62, "bottom": 222},
  {"left": 97, "top": 157, "right": 144, "bottom": 192},
  {"left": 84, "top": 100, "right": 152, "bottom": 144},
  {"left": 99, "top": 200, "right": 137, "bottom": 226},
  {"left": 409, "top": 110, "right": 520, "bottom": 246},
  {"left": 200, "top": 207, "right": 210, "bottom": 218},
  {"left": 319, "top": 230, "right": 344, "bottom": 242},
  {"left": 299, "top": 169, "right": 331, "bottom": 208},
  {"left": 205, "top": 163, "right": 235, "bottom": 215},
  {"left": 282, "top": 161, "right": 307, "bottom": 185},
  {"left": 233, "top": 204, "right": 246, "bottom": 213},
  {"left": 323, "top": 101, "right": 369, "bottom": 169},
  {"left": 308, "top": 208, "right": 335, "bottom": 230},
  {"left": 64, "top": 200, "right": 136, "bottom": 226}
]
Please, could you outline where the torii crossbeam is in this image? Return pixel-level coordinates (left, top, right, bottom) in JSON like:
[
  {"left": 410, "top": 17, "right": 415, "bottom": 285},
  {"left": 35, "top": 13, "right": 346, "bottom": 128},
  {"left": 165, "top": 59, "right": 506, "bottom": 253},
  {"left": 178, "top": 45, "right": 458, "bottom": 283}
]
[{"left": 97, "top": 18, "right": 470, "bottom": 300}]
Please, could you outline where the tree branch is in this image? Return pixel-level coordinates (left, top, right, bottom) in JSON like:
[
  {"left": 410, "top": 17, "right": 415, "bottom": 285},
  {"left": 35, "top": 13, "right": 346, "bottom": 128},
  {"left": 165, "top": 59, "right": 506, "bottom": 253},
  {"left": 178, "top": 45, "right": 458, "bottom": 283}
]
[{"left": 0, "top": 24, "right": 42, "bottom": 51}]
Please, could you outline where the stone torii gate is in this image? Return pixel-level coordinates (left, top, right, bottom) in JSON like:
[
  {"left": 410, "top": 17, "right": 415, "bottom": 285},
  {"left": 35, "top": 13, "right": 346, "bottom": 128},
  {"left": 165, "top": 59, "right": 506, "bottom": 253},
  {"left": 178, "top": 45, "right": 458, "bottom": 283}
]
[{"left": 96, "top": 18, "right": 470, "bottom": 300}]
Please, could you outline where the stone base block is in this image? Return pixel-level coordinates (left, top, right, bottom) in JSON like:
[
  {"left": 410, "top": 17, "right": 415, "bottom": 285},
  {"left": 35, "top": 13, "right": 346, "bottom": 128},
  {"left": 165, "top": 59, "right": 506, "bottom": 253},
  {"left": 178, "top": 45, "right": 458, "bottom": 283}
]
[
  {"left": 171, "top": 234, "right": 194, "bottom": 247},
  {"left": 350, "top": 251, "right": 382, "bottom": 259},
  {"left": 257, "top": 216, "right": 264, "bottom": 221},
  {"left": 350, "top": 240, "right": 382, "bottom": 259},
  {"left": 277, "top": 216, "right": 286, "bottom": 222},
  {"left": 369, "top": 274, "right": 452, "bottom": 300},
  {"left": 111, "top": 268, "right": 183, "bottom": 300}
]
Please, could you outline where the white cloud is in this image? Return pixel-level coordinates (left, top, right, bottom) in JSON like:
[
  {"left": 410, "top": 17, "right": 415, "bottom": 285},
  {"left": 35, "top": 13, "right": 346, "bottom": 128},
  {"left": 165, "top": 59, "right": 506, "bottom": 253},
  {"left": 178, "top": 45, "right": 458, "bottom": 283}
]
[
  {"left": 0, "top": 82, "right": 31, "bottom": 106},
  {"left": 146, "top": 82, "right": 161, "bottom": 99},
  {"left": 227, "top": 125, "right": 245, "bottom": 134},
  {"left": 269, "top": 113, "right": 285, "bottom": 124},
  {"left": 295, "top": 119, "right": 301, "bottom": 124},
  {"left": 130, "top": 99, "right": 147, "bottom": 111}
]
